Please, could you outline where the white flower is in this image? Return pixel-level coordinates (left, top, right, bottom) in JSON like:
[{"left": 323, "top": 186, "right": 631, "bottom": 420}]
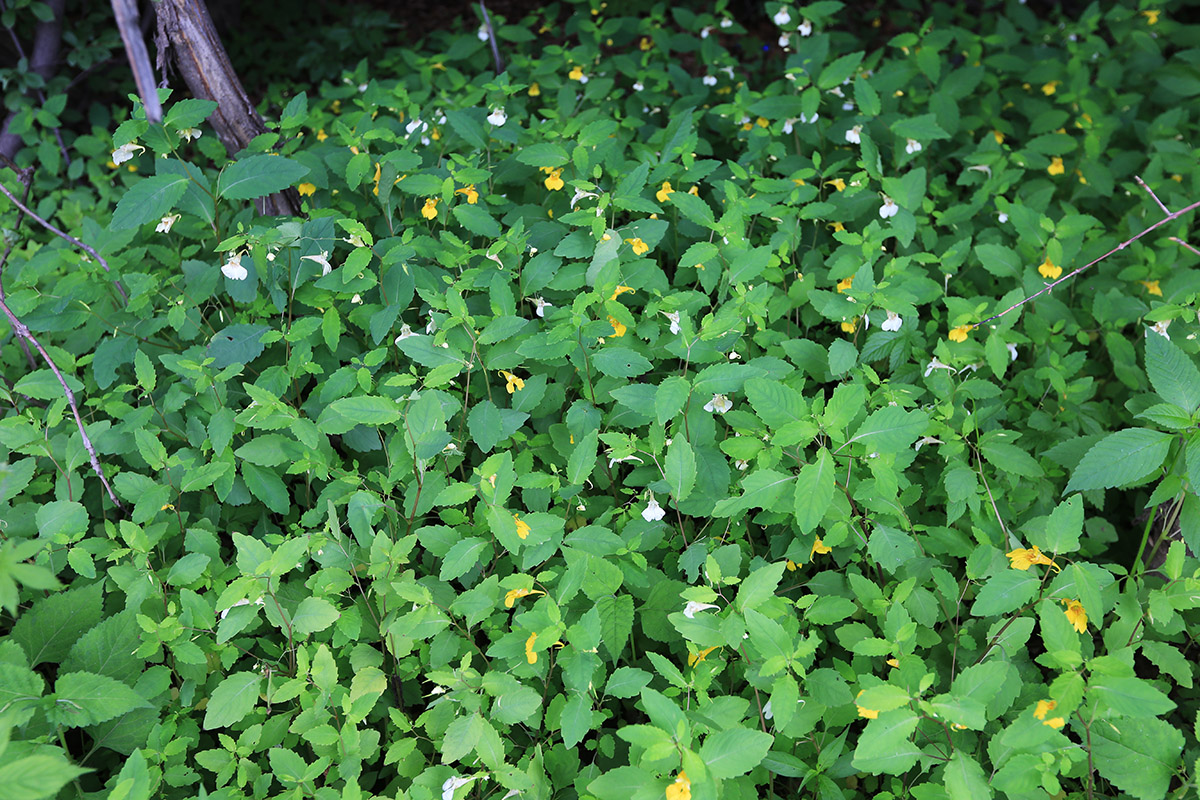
[
  {"left": 156, "top": 214, "right": 180, "bottom": 234},
  {"left": 442, "top": 776, "right": 475, "bottom": 800},
  {"left": 683, "top": 601, "right": 719, "bottom": 619},
  {"left": 703, "top": 75, "right": 718, "bottom": 86},
  {"left": 533, "top": 297, "right": 552, "bottom": 317},
  {"left": 477, "top": 24, "right": 489, "bottom": 41},
  {"left": 578, "top": 74, "right": 589, "bottom": 84},
  {"left": 642, "top": 492, "right": 666, "bottom": 522},
  {"left": 845, "top": 125, "right": 862, "bottom": 144},
  {"left": 487, "top": 108, "right": 507, "bottom": 126},
  {"left": 778, "top": 34, "right": 790, "bottom": 48},
  {"left": 219, "top": 596, "right": 264, "bottom": 620},
  {"left": 609, "top": 454, "right": 644, "bottom": 468},
  {"left": 351, "top": 294, "right": 362, "bottom": 304},
  {"left": 704, "top": 393, "right": 733, "bottom": 414},
  {"left": 405, "top": 118, "right": 428, "bottom": 136},
  {"left": 998, "top": 212, "right": 1009, "bottom": 223},
  {"left": 663, "top": 310, "right": 681, "bottom": 334},
  {"left": 782, "top": 118, "right": 795, "bottom": 134},
  {"left": 958, "top": 363, "right": 980, "bottom": 374},
  {"left": 905, "top": 138, "right": 922, "bottom": 154},
  {"left": 394, "top": 324, "right": 419, "bottom": 343},
  {"left": 1006, "top": 343, "right": 1019, "bottom": 361},
  {"left": 700, "top": 26, "right": 713, "bottom": 38},
  {"left": 720, "top": 18, "right": 733, "bottom": 28},
  {"left": 914, "top": 436, "right": 944, "bottom": 452},
  {"left": 1150, "top": 320, "right": 1171, "bottom": 340},
  {"left": 720, "top": 66, "right": 735, "bottom": 79},
  {"left": 800, "top": 112, "right": 819, "bottom": 124},
  {"left": 843, "top": 102, "right": 855, "bottom": 111},
  {"left": 763, "top": 699, "right": 774, "bottom": 720},
  {"left": 798, "top": 19, "right": 813, "bottom": 36},
  {"left": 879, "top": 197, "right": 899, "bottom": 218},
  {"left": 179, "top": 128, "right": 202, "bottom": 142},
  {"left": 111, "top": 142, "right": 145, "bottom": 164},
  {"left": 221, "top": 253, "right": 248, "bottom": 281},
  {"left": 343, "top": 234, "right": 367, "bottom": 248},
  {"left": 924, "top": 357, "right": 953, "bottom": 378},
  {"left": 633, "top": 81, "right": 644, "bottom": 92},
  {"left": 773, "top": 7, "right": 792, "bottom": 26},
  {"left": 735, "top": 459, "right": 749, "bottom": 470},
  {"left": 570, "top": 187, "right": 598, "bottom": 208},
  {"left": 828, "top": 86, "right": 844, "bottom": 98},
  {"left": 302, "top": 250, "right": 333, "bottom": 275},
  {"left": 882, "top": 311, "right": 903, "bottom": 332},
  {"left": 728, "top": 351, "right": 740, "bottom": 360},
  {"left": 425, "top": 318, "right": 438, "bottom": 334}
]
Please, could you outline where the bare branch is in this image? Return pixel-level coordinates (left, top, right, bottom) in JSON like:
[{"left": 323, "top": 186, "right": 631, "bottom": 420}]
[
  {"left": 1135, "top": 175, "right": 1170, "bottom": 216},
  {"left": 112, "top": 0, "right": 163, "bottom": 123}
]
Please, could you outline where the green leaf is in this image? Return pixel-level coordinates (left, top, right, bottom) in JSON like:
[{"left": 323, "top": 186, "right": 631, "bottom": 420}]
[
  {"left": 890, "top": 114, "right": 951, "bottom": 141},
  {"left": 970, "top": 570, "right": 1040, "bottom": 616},
  {"left": 567, "top": 429, "right": 599, "bottom": 485},
  {"left": 818, "top": 51, "right": 865, "bottom": 90},
  {"left": 440, "top": 538, "right": 488, "bottom": 581},
  {"left": 793, "top": 448, "right": 834, "bottom": 534},
  {"left": 406, "top": 393, "right": 450, "bottom": 459},
  {"left": 850, "top": 406, "right": 928, "bottom": 453},
  {"left": 592, "top": 348, "right": 652, "bottom": 378},
  {"left": 453, "top": 203, "right": 502, "bottom": 237},
  {"left": 217, "top": 155, "right": 309, "bottom": 201},
  {"left": 944, "top": 752, "right": 992, "bottom": 800},
  {"left": 1065, "top": 428, "right": 1173, "bottom": 493},
  {"left": 440, "top": 714, "right": 481, "bottom": 764},
  {"left": 1145, "top": 332, "right": 1200, "bottom": 414},
  {"left": 207, "top": 324, "right": 269, "bottom": 368},
  {"left": 851, "top": 709, "right": 921, "bottom": 774},
  {"left": 667, "top": 191, "right": 715, "bottom": 227},
  {"left": 699, "top": 727, "right": 773, "bottom": 779},
  {"left": 597, "top": 594, "right": 634, "bottom": 661},
  {"left": 605, "top": 667, "right": 653, "bottom": 698},
  {"left": 240, "top": 462, "right": 290, "bottom": 514},
  {"left": 110, "top": 174, "right": 189, "bottom": 230},
  {"left": 854, "top": 76, "right": 881, "bottom": 117},
  {"left": 10, "top": 581, "right": 104, "bottom": 666},
  {"left": 1090, "top": 676, "right": 1176, "bottom": 718},
  {"left": 1090, "top": 716, "right": 1184, "bottom": 800},
  {"left": 51, "top": 671, "right": 150, "bottom": 727},
  {"left": 656, "top": 376, "right": 691, "bottom": 425},
  {"left": 1042, "top": 495, "right": 1083, "bottom": 553},
  {"left": 35, "top": 500, "right": 88, "bottom": 541},
  {"left": 665, "top": 438, "right": 696, "bottom": 502},
  {"left": 736, "top": 561, "right": 786, "bottom": 612},
  {"left": 467, "top": 400, "right": 528, "bottom": 454},
  {"left": 291, "top": 596, "right": 340, "bottom": 635},
  {"left": 515, "top": 142, "right": 570, "bottom": 168},
  {"left": 0, "top": 754, "right": 88, "bottom": 799},
  {"left": 745, "top": 377, "right": 807, "bottom": 429},
  {"left": 203, "top": 671, "right": 262, "bottom": 729},
  {"left": 561, "top": 694, "right": 594, "bottom": 748}
]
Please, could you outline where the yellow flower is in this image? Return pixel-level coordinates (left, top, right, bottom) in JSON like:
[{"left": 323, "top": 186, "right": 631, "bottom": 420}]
[
  {"left": 993, "top": 130, "right": 1005, "bottom": 144},
  {"left": 786, "top": 559, "right": 798, "bottom": 571},
  {"left": 756, "top": 117, "right": 769, "bottom": 128},
  {"left": 1172, "top": 174, "right": 1183, "bottom": 182},
  {"left": 316, "top": 128, "right": 328, "bottom": 142},
  {"left": 811, "top": 537, "right": 832, "bottom": 559},
  {"left": 1006, "top": 545, "right": 1059, "bottom": 571},
  {"left": 665, "top": 771, "right": 691, "bottom": 800},
  {"left": 569, "top": 65, "right": 585, "bottom": 81},
  {"left": 1075, "top": 169, "right": 1087, "bottom": 185},
  {"left": 514, "top": 513, "right": 531, "bottom": 540},
  {"left": 1034, "top": 699, "right": 1057, "bottom": 720},
  {"left": 1041, "top": 81, "right": 1060, "bottom": 96},
  {"left": 608, "top": 316, "right": 627, "bottom": 337},
  {"left": 687, "top": 646, "right": 719, "bottom": 666},
  {"left": 824, "top": 178, "right": 846, "bottom": 192},
  {"left": 1140, "top": 280, "right": 1163, "bottom": 296},
  {"left": 610, "top": 285, "right": 635, "bottom": 301},
  {"left": 949, "top": 324, "right": 973, "bottom": 343},
  {"left": 688, "top": 185, "right": 700, "bottom": 195},
  {"left": 836, "top": 276, "right": 853, "bottom": 293},
  {"left": 421, "top": 198, "right": 439, "bottom": 219},
  {"left": 886, "top": 658, "right": 900, "bottom": 668},
  {"left": 504, "top": 588, "right": 544, "bottom": 608},
  {"left": 656, "top": 181, "right": 674, "bottom": 202},
  {"left": 639, "top": 36, "right": 653, "bottom": 51},
  {"left": 106, "top": 160, "right": 119, "bottom": 169},
  {"left": 625, "top": 237, "right": 649, "bottom": 255},
  {"left": 829, "top": 221, "right": 845, "bottom": 232},
  {"left": 349, "top": 145, "right": 360, "bottom": 155},
  {"left": 500, "top": 370, "right": 525, "bottom": 393},
  {"left": 529, "top": 82, "right": 541, "bottom": 97},
  {"left": 855, "top": 691, "right": 879, "bottom": 720},
  {"left": 372, "top": 162, "right": 382, "bottom": 196},
  {"left": 1061, "top": 598, "right": 1087, "bottom": 633},
  {"left": 841, "top": 319, "right": 857, "bottom": 333},
  {"left": 1038, "top": 257, "right": 1063, "bottom": 279},
  {"left": 1043, "top": 717, "right": 1066, "bottom": 729},
  {"left": 455, "top": 184, "right": 479, "bottom": 204},
  {"left": 544, "top": 168, "right": 564, "bottom": 191},
  {"left": 1142, "top": 9, "right": 1159, "bottom": 24},
  {"left": 1048, "top": 157, "right": 1065, "bottom": 176},
  {"left": 331, "top": 99, "right": 342, "bottom": 114},
  {"left": 525, "top": 632, "right": 538, "bottom": 664},
  {"left": 298, "top": 182, "right": 316, "bottom": 197}
]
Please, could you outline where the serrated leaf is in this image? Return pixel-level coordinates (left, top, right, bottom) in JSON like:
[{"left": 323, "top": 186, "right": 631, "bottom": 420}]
[
  {"left": 52, "top": 671, "right": 150, "bottom": 728},
  {"left": 567, "top": 429, "right": 599, "bottom": 485},
  {"left": 699, "top": 727, "right": 773, "bottom": 779},
  {"left": 453, "top": 203, "right": 502, "bottom": 237},
  {"left": 110, "top": 174, "right": 190, "bottom": 230},
  {"left": 597, "top": 594, "right": 634, "bottom": 661},
  {"left": 1065, "top": 428, "right": 1172, "bottom": 493},
  {"left": 944, "top": 752, "right": 992, "bottom": 800},
  {"left": 561, "top": 694, "right": 594, "bottom": 748},
  {"left": 793, "top": 448, "right": 834, "bottom": 534},
  {"left": 850, "top": 406, "right": 928, "bottom": 453},
  {"left": 202, "top": 671, "right": 262, "bottom": 729},
  {"left": 291, "top": 596, "right": 340, "bottom": 635},
  {"left": 665, "top": 438, "right": 696, "bottom": 502},
  {"left": 1145, "top": 332, "right": 1200, "bottom": 414},
  {"left": 217, "top": 155, "right": 309, "bottom": 200}
]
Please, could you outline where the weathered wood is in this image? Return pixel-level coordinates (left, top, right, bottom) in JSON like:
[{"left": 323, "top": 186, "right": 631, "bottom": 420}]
[
  {"left": 153, "top": 0, "right": 300, "bottom": 217},
  {"left": 112, "top": 0, "right": 162, "bottom": 122}
]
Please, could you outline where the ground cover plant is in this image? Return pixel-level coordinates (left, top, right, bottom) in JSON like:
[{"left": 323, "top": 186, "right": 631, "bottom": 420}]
[{"left": 1, "top": 0, "right": 1200, "bottom": 798}]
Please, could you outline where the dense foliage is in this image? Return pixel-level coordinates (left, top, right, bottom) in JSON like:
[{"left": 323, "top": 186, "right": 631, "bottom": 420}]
[{"left": 2, "top": 1, "right": 1200, "bottom": 799}]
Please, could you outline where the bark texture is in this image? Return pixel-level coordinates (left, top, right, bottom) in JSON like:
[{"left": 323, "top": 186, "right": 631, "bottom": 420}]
[
  {"left": 154, "top": 0, "right": 300, "bottom": 216},
  {"left": 112, "top": 0, "right": 162, "bottom": 122}
]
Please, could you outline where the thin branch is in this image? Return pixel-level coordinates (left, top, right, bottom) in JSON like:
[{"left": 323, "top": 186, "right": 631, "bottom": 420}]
[
  {"left": 1169, "top": 236, "right": 1200, "bottom": 258},
  {"left": 0, "top": 155, "right": 128, "bottom": 304},
  {"left": 1135, "top": 175, "right": 1170, "bottom": 216},
  {"left": 976, "top": 179, "right": 1200, "bottom": 328},
  {"left": 479, "top": 1, "right": 505, "bottom": 73},
  {"left": 0, "top": 164, "right": 38, "bottom": 370}
]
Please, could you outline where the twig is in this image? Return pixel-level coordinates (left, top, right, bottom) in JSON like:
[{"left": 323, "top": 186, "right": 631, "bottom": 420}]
[
  {"left": 976, "top": 177, "right": 1200, "bottom": 328},
  {"left": 0, "top": 164, "right": 38, "bottom": 370},
  {"left": 1135, "top": 175, "right": 1170, "bottom": 216},
  {"left": 1170, "top": 236, "right": 1200, "bottom": 257},
  {"left": 0, "top": 155, "right": 128, "bottom": 303},
  {"left": 479, "top": 1, "right": 505, "bottom": 73}
]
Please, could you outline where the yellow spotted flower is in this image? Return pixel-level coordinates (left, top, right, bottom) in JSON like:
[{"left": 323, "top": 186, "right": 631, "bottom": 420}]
[
  {"left": 608, "top": 315, "right": 627, "bottom": 337},
  {"left": 836, "top": 276, "right": 853, "bottom": 293},
  {"left": 569, "top": 65, "right": 585, "bottom": 81},
  {"left": 656, "top": 181, "right": 674, "bottom": 202},
  {"left": 841, "top": 318, "right": 857, "bottom": 333},
  {"left": 687, "top": 646, "right": 719, "bottom": 666},
  {"left": 1006, "top": 545, "right": 1059, "bottom": 571},
  {"left": 1034, "top": 699, "right": 1056, "bottom": 720},
  {"left": 421, "top": 198, "right": 439, "bottom": 219},
  {"left": 666, "top": 771, "right": 691, "bottom": 800},
  {"left": 1142, "top": 9, "right": 1159, "bottom": 24},
  {"left": 993, "top": 130, "right": 1005, "bottom": 145},
  {"left": 500, "top": 370, "right": 525, "bottom": 393},
  {"left": 1140, "top": 280, "right": 1163, "bottom": 296},
  {"left": 514, "top": 513, "right": 531, "bottom": 540},
  {"left": 504, "top": 588, "right": 545, "bottom": 608},
  {"left": 525, "top": 632, "right": 538, "bottom": 664},
  {"left": 1042, "top": 80, "right": 1060, "bottom": 96},
  {"left": 455, "top": 184, "right": 479, "bottom": 204},
  {"left": 829, "top": 221, "right": 845, "bottom": 232},
  {"left": 1048, "top": 156, "right": 1065, "bottom": 176},
  {"left": 639, "top": 36, "right": 653, "bottom": 51},
  {"left": 372, "top": 162, "right": 382, "bottom": 195},
  {"left": 298, "top": 182, "right": 316, "bottom": 197},
  {"left": 1039, "top": 256, "right": 1063, "bottom": 279},
  {"left": 529, "top": 82, "right": 541, "bottom": 96},
  {"left": 949, "top": 324, "right": 973, "bottom": 343},
  {"left": 1061, "top": 598, "right": 1088, "bottom": 633},
  {"left": 688, "top": 185, "right": 700, "bottom": 195},
  {"left": 811, "top": 537, "right": 832, "bottom": 559},
  {"left": 855, "top": 691, "right": 879, "bottom": 720},
  {"left": 544, "top": 168, "right": 564, "bottom": 191},
  {"left": 316, "top": 128, "right": 328, "bottom": 142},
  {"left": 610, "top": 285, "right": 635, "bottom": 301},
  {"left": 824, "top": 178, "right": 846, "bottom": 192},
  {"left": 625, "top": 237, "right": 649, "bottom": 255},
  {"left": 786, "top": 559, "right": 798, "bottom": 571}
]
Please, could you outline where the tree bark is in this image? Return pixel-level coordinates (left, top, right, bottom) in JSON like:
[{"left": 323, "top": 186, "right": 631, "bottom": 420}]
[
  {"left": 0, "top": 0, "right": 67, "bottom": 162},
  {"left": 112, "top": 0, "right": 162, "bottom": 123},
  {"left": 153, "top": 0, "right": 300, "bottom": 217}
]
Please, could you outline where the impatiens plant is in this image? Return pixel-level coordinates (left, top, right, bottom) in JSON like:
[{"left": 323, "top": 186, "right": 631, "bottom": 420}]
[{"left": 2, "top": 1, "right": 1200, "bottom": 799}]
